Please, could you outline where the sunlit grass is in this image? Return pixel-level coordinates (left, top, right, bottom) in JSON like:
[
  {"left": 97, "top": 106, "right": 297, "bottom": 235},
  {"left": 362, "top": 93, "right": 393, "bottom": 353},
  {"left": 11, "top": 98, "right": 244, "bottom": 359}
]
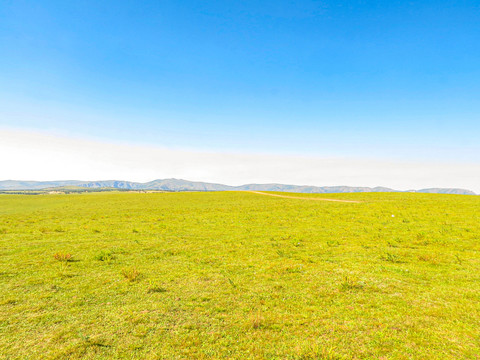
[{"left": 0, "top": 191, "right": 479, "bottom": 359}]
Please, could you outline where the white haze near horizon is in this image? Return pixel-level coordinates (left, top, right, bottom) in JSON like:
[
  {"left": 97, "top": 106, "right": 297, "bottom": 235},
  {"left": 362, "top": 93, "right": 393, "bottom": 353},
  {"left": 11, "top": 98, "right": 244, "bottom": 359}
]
[{"left": 1, "top": 128, "right": 479, "bottom": 193}]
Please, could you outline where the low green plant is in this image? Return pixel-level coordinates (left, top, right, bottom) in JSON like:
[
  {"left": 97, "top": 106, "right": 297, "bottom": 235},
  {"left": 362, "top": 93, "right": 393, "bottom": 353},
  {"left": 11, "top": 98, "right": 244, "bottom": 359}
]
[
  {"left": 95, "top": 250, "right": 116, "bottom": 262},
  {"left": 382, "top": 252, "right": 401, "bottom": 263},
  {"left": 121, "top": 267, "right": 141, "bottom": 282},
  {"left": 327, "top": 240, "right": 340, "bottom": 247},
  {"left": 147, "top": 281, "right": 167, "bottom": 293},
  {"left": 340, "top": 276, "right": 365, "bottom": 291}
]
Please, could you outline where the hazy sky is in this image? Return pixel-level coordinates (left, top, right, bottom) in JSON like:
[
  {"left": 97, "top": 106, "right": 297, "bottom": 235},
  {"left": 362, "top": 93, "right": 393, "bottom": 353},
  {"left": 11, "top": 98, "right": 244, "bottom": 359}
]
[{"left": 1, "top": 1, "right": 479, "bottom": 190}]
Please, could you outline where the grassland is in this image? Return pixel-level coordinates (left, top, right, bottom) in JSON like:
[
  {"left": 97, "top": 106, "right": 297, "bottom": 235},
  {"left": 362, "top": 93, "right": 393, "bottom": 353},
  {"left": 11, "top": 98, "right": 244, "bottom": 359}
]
[
  {"left": 0, "top": 186, "right": 137, "bottom": 195},
  {"left": 1, "top": 191, "right": 479, "bottom": 359}
]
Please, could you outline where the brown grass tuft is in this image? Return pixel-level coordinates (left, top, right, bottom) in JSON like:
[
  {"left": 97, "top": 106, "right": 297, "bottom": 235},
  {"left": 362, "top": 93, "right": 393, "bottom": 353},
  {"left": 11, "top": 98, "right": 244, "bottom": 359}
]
[{"left": 53, "top": 252, "right": 72, "bottom": 262}]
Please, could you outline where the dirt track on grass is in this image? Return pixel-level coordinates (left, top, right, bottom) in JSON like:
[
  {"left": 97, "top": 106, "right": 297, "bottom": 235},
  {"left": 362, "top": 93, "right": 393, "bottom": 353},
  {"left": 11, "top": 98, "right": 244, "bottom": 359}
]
[{"left": 247, "top": 191, "right": 361, "bottom": 203}]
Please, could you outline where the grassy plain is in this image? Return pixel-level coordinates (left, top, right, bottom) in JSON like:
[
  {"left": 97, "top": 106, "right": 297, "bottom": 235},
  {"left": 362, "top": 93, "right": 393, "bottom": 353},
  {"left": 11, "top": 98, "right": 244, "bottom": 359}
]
[{"left": 1, "top": 191, "right": 479, "bottom": 359}]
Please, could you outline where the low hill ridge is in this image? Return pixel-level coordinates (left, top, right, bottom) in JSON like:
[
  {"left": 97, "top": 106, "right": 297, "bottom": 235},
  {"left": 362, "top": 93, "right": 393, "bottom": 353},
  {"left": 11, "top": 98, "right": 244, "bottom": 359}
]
[{"left": 0, "top": 179, "right": 476, "bottom": 195}]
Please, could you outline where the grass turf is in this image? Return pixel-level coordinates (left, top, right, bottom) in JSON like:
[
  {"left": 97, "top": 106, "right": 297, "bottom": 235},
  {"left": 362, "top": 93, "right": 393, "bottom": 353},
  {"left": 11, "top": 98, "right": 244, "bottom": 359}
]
[{"left": 0, "top": 191, "right": 479, "bottom": 359}]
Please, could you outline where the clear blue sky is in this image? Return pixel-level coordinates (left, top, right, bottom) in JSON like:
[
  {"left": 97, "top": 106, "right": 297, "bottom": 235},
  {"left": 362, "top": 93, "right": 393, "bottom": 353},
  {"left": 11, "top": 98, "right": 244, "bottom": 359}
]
[{"left": 1, "top": 0, "right": 479, "bottom": 161}]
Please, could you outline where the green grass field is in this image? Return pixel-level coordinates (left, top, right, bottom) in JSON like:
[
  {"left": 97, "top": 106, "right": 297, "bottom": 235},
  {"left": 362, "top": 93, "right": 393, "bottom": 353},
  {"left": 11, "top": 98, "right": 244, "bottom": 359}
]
[{"left": 1, "top": 191, "right": 479, "bottom": 359}]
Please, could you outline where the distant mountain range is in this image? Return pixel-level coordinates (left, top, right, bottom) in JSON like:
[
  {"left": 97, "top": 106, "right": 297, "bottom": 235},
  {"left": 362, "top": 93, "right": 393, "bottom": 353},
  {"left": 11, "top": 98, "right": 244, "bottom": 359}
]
[{"left": 0, "top": 179, "right": 476, "bottom": 195}]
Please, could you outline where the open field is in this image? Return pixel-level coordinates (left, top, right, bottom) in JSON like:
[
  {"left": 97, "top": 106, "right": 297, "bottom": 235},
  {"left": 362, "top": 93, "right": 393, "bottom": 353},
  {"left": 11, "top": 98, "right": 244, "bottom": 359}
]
[
  {"left": 1, "top": 191, "right": 480, "bottom": 359},
  {"left": 247, "top": 191, "right": 362, "bottom": 203},
  {"left": 0, "top": 187, "right": 139, "bottom": 195}
]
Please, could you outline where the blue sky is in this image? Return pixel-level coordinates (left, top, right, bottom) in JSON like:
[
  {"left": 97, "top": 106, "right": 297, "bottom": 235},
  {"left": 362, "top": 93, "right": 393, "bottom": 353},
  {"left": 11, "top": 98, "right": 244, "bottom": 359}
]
[{"left": 1, "top": 1, "right": 479, "bottom": 188}]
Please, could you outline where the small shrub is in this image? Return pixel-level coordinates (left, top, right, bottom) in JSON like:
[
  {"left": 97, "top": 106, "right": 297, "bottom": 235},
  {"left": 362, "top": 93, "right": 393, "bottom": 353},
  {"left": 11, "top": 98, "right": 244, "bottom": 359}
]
[
  {"left": 387, "top": 240, "right": 400, "bottom": 248},
  {"left": 340, "top": 276, "right": 365, "bottom": 291},
  {"left": 122, "top": 267, "right": 141, "bottom": 282},
  {"left": 415, "top": 232, "right": 430, "bottom": 245},
  {"left": 147, "top": 281, "right": 167, "bottom": 293},
  {"left": 327, "top": 240, "right": 340, "bottom": 247},
  {"left": 284, "top": 264, "right": 303, "bottom": 273},
  {"left": 95, "top": 250, "right": 115, "bottom": 262},
  {"left": 382, "top": 252, "right": 400, "bottom": 263},
  {"left": 276, "top": 249, "right": 289, "bottom": 257},
  {"left": 163, "top": 249, "right": 180, "bottom": 256},
  {"left": 53, "top": 252, "right": 72, "bottom": 262}
]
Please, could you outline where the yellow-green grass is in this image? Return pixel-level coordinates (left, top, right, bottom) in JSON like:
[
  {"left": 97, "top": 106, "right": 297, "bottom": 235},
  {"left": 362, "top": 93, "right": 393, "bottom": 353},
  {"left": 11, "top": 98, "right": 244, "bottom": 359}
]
[{"left": 0, "top": 191, "right": 479, "bottom": 359}]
